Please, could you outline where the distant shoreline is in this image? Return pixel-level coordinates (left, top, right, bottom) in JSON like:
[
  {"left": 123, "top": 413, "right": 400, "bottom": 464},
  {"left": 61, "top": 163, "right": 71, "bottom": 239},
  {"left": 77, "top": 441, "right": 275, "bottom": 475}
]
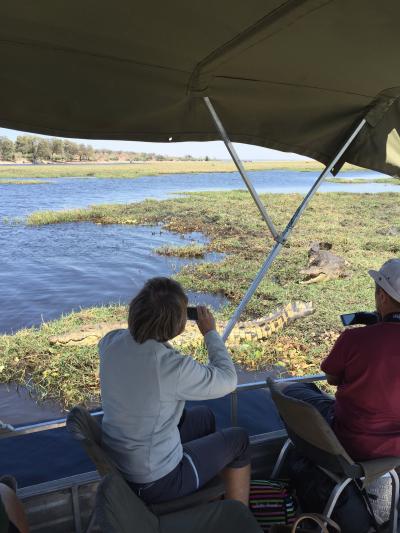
[{"left": 0, "top": 159, "right": 363, "bottom": 179}]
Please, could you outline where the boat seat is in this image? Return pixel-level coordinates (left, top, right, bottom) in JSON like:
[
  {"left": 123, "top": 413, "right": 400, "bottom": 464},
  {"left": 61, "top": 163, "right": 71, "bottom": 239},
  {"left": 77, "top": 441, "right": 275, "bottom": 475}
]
[
  {"left": 148, "top": 474, "right": 224, "bottom": 516},
  {"left": 95, "top": 472, "right": 262, "bottom": 533},
  {"left": 66, "top": 406, "right": 225, "bottom": 517},
  {"left": 267, "top": 378, "right": 400, "bottom": 533}
]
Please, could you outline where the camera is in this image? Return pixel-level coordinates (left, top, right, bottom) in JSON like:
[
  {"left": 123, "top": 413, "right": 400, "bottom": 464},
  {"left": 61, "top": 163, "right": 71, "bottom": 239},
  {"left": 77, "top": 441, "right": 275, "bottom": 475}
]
[{"left": 340, "top": 311, "right": 380, "bottom": 327}]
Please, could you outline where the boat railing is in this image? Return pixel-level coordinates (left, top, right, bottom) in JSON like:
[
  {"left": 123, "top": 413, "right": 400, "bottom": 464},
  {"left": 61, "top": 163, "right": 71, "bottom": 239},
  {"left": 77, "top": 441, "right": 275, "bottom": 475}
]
[
  {"left": 1, "top": 373, "right": 327, "bottom": 440},
  {"left": 230, "top": 373, "right": 326, "bottom": 425}
]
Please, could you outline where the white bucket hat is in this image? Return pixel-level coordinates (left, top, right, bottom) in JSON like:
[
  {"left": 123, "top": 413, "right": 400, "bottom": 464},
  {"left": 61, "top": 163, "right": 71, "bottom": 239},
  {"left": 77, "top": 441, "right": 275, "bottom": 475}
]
[{"left": 369, "top": 258, "right": 400, "bottom": 303}]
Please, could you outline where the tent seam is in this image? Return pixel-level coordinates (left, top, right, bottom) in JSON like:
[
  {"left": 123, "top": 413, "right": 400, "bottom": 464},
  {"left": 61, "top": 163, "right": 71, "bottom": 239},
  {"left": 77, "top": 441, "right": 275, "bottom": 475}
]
[
  {"left": 188, "top": 0, "right": 333, "bottom": 93},
  {"left": 0, "top": 38, "right": 190, "bottom": 75},
  {"left": 214, "top": 75, "right": 372, "bottom": 99}
]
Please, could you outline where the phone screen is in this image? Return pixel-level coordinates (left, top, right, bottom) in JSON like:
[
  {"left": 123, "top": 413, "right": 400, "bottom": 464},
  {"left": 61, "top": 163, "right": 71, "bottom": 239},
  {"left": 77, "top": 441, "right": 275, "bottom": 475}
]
[
  {"left": 340, "top": 313, "right": 356, "bottom": 326},
  {"left": 187, "top": 307, "right": 198, "bottom": 320}
]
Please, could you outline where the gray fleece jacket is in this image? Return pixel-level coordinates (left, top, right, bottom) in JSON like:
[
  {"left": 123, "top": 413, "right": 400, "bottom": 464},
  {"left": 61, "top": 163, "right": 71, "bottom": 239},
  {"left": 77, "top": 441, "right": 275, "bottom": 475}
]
[{"left": 99, "top": 328, "right": 237, "bottom": 483}]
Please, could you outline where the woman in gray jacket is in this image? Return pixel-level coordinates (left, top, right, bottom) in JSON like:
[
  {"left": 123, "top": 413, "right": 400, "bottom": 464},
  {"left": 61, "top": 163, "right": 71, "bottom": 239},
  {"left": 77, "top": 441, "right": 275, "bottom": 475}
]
[{"left": 99, "top": 277, "right": 250, "bottom": 506}]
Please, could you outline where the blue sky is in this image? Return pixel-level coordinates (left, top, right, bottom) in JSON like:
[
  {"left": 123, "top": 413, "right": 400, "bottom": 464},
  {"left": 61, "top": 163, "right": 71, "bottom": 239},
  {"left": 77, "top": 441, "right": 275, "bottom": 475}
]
[{"left": 0, "top": 127, "right": 306, "bottom": 161}]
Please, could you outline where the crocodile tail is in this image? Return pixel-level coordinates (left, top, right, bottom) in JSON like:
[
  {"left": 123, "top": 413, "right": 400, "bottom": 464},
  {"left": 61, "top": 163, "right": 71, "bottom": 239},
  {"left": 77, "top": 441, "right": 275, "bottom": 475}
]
[
  {"left": 284, "top": 301, "right": 315, "bottom": 322},
  {"left": 228, "top": 301, "right": 314, "bottom": 343}
]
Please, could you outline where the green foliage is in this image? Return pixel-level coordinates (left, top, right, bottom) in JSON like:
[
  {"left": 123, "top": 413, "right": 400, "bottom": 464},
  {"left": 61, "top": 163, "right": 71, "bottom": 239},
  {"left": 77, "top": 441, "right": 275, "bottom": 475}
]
[
  {"left": 2, "top": 135, "right": 97, "bottom": 163},
  {"left": 15, "top": 135, "right": 36, "bottom": 155},
  {"left": 51, "top": 138, "right": 64, "bottom": 160},
  {"left": 63, "top": 140, "right": 79, "bottom": 161},
  {"left": 0, "top": 134, "right": 217, "bottom": 164},
  {"left": 36, "top": 140, "right": 52, "bottom": 161},
  {"left": 0, "top": 137, "right": 15, "bottom": 160}
]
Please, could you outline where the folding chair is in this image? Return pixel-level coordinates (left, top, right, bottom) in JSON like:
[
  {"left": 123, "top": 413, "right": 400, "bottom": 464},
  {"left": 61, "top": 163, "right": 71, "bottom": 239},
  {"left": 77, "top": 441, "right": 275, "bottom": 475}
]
[
  {"left": 66, "top": 406, "right": 225, "bottom": 519},
  {"left": 267, "top": 378, "right": 400, "bottom": 533},
  {"left": 96, "top": 472, "right": 262, "bottom": 533}
]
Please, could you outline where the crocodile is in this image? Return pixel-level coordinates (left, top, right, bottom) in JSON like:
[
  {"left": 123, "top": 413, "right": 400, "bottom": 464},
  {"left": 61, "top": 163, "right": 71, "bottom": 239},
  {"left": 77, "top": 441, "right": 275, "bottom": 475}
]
[
  {"left": 49, "top": 301, "right": 314, "bottom": 347},
  {"left": 300, "top": 242, "right": 350, "bottom": 284}
]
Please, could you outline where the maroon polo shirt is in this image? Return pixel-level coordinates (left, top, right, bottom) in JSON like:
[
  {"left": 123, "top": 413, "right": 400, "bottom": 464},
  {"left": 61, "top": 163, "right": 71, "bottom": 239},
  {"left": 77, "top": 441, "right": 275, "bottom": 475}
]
[{"left": 321, "top": 322, "right": 400, "bottom": 460}]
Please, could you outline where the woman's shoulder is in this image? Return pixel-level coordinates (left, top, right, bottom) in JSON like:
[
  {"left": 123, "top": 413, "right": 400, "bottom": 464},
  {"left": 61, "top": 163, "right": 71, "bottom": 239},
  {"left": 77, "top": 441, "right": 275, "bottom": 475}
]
[
  {"left": 98, "top": 328, "right": 130, "bottom": 353},
  {"left": 99, "top": 329, "right": 171, "bottom": 356},
  {"left": 154, "top": 341, "right": 187, "bottom": 367}
]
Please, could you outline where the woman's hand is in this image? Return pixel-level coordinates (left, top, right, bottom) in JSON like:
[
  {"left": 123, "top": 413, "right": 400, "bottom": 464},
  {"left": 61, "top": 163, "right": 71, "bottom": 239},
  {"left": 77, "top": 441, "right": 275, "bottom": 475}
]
[{"left": 196, "top": 306, "right": 216, "bottom": 336}]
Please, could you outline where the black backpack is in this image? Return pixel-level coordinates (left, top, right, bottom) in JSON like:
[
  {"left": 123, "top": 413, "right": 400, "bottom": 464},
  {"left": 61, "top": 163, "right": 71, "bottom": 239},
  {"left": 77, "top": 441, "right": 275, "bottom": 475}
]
[{"left": 288, "top": 456, "right": 374, "bottom": 533}]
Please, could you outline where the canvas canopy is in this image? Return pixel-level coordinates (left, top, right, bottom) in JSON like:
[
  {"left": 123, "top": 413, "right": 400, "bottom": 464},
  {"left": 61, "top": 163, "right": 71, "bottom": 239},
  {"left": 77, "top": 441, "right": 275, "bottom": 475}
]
[{"left": 1, "top": 0, "right": 400, "bottom": 175}]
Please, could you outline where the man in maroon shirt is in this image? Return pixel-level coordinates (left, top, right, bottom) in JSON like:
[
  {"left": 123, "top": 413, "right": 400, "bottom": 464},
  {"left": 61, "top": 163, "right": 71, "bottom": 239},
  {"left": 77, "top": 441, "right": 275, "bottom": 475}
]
[{"left": 282, "top": 258, "right": 400, "bottom": 461}]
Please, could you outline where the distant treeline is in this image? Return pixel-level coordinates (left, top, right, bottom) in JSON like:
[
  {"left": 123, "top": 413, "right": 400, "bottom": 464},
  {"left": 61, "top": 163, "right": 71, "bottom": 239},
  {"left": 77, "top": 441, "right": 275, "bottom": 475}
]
[{"left": 0, "top": 135, "right": 209, "bottom": 163}]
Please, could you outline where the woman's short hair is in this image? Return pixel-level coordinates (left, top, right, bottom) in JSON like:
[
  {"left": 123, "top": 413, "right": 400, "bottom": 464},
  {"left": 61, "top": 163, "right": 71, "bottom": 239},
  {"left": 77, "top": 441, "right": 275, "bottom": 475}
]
[{"left": 128, "top": 277, "right": 188, "bottom": 343}]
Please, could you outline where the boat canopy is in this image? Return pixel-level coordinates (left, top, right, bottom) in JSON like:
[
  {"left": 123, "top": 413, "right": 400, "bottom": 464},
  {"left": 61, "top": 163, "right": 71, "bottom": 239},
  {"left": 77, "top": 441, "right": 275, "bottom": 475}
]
[{"left": 1, "top": 0, "right": 400, "bottom": 175}]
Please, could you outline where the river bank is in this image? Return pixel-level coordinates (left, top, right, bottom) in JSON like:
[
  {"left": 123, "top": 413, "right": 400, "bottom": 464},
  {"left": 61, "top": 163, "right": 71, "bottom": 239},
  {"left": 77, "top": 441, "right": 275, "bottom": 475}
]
[
  {"left": 0, "top": 159, "right": 363, "bottom": 179},
  {"left": 1, "top": 191, "right": 399, "bottom": 408}
]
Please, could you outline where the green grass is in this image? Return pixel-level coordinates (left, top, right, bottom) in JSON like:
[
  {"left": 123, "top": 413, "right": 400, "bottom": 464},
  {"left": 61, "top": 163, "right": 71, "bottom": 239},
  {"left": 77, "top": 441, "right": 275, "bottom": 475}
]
[
  {"left": 0, "top": 160, "right": 362, "bottom": 179},
  {"left": 28, "top": 207, "right": 106, "bottom": 226},
  {"left": 3, "top": 190, "right": 400, "bottom": 407},
  {"left": 155, "top": 244, "right": 207, "bottom": 258},
  {"left": 0, "top": 305, "right": 125, "bottom": 406},
  {"left": 326, "top": 177, "right": 400, "bottom": 184},
  {"left": 0, "top": 179, "right": 49, "bottom": 185}
]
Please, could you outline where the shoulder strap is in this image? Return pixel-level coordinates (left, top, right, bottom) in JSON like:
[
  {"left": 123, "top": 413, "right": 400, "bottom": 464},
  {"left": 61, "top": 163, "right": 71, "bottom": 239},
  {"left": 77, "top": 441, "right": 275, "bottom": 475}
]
[
  {"left": 383, "top": 312, "right": 400, "bottom": 323},
  {"left": 291, "top": 513, "right": 341, "bottom": 532}
]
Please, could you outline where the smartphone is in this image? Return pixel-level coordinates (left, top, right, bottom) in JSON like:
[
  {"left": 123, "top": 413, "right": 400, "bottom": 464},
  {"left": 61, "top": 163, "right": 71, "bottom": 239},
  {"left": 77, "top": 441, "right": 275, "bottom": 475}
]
[
  {"left": 187, "top": 306, "right": 198, "bottom": 320},
  {"left": 340, "top": 313, "right": 356, "bottom": 326}
]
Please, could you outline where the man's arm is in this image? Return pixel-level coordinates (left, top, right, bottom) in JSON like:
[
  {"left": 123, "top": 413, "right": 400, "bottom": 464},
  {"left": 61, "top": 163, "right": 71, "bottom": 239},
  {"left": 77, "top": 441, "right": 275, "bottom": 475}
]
[
  {"left": 321, "top": 330, "right": 351, "bottom": 386},
  {"left": 324, "top": 373, "right": 342, "bottom": 386}
]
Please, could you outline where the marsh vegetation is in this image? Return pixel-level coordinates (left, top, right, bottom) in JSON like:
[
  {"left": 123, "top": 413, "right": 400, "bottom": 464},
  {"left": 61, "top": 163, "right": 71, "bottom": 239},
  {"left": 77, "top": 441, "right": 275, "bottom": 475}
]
[
  {"left": 2, "top": 191, "right": 399, "bottom": 407},
  {"left": 0, "top": 159, "right": 363, "bottom": 180}
]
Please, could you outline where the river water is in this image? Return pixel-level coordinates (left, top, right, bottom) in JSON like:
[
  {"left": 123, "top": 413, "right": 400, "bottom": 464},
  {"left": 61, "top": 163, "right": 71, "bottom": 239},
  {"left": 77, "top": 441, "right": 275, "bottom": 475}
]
[
  {"left": 0, "top": 168, "right": 398, "bottom": 423},
  {"left": 2, "top": 168, "right": 397, "bottom": 334}
]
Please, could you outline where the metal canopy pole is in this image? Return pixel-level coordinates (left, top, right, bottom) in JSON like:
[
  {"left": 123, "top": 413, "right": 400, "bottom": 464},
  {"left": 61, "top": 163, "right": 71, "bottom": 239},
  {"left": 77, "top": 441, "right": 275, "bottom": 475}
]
[
  {"left": 203, "top": 96, "right": 366, "bottom": 342},
  {"left": 223, "top": 119, "right": 366, "bottom": 341},
  {"left": 203, "top": 97, "right": 279, "bottom": 241}
]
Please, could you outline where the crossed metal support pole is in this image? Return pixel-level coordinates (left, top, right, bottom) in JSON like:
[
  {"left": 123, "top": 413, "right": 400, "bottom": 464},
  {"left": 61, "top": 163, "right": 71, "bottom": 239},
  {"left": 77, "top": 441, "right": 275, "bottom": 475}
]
[
  {"left": 204, "top": 97, "right": 366, "bottom": 426},
  {"left": 203, "top": 97, "right": 279, "bottom": 241},
  {"left": 203, "top": 96, "right": 366, "bottom": 342}
]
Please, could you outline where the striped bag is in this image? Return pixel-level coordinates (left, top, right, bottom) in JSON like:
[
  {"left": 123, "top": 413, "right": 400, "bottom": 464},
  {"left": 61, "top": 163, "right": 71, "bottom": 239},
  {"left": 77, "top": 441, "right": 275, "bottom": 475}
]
[{"left": 249, "top": 479, "right": 297, "bottom": 531}]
